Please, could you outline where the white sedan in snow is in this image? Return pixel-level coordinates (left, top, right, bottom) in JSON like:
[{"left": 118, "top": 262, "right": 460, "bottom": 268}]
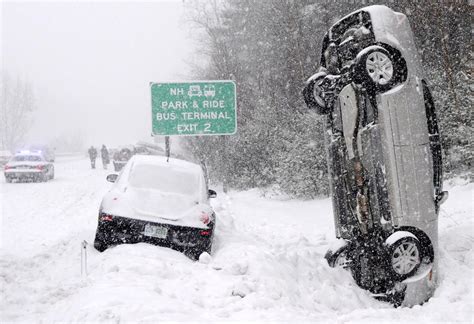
[{"left": 93, "top": 155, "right": 217, "bottom": 259}]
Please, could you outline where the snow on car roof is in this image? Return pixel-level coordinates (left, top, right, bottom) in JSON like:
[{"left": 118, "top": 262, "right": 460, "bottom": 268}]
[
  {"left": 332, "top": 5, "right": 394, "bottom": 28},
  {"left": 15, "top": 151, "right": 43, "bottom": 156},
  {"left": 129, "top": 155, "right": 202, "bottom": 173}
]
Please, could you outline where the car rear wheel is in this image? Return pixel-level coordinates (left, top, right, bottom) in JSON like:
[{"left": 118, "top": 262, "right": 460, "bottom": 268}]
[
  {"left": 94, "top": 228, "right": 111, "bottom": 252},
  {"left": 354, "top": 45, "right": 407, "bottom": 93},
  {"left": 366, "top": 51, "right": 393, "bottom": 85},
  {"left": 49, "top": 167, "right": 55, "bottom": 180},
  {"left": 5, "top": 177, "right": 12, "bottom": 183},
  {"left": 385, "top": 232, "right": 422, "bottom": 280}
]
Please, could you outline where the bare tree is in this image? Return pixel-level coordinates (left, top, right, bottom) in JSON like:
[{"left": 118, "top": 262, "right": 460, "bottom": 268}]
[{"left": 0, "top": 72, "right": 36, "bottom": 151}]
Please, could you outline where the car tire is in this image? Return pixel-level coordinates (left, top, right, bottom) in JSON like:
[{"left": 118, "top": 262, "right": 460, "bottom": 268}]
[
  {"left": 93, "top": 226, "right": 111, "bottom": 252},
  {"left": 325, "top": 244, "right": 351, "bottom": 268},
  {"left": 385, "top": 231, "right": 422, "bottom": 280},
  {"left": 5, "top": 177, "right": 12, "bottom": 183},
  {"left": 189, "top": 237, "right": 212, "bottom": 260},
  {"left": 303, "top": 71, "right": 330, "bottom": 114},
  {"left": 50, "top": 167, "right": 55, "bottom": 180},
  {"left": 354, "top": 45, "right": 407, "bottom": 93},
  {"left": 94, "top": 239, "right": 108, "bottom": 252}
]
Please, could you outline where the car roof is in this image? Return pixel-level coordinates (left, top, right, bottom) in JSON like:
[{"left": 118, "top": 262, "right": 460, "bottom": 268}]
[
  {"left": 129, "top": 155, "right": 202, "bottom": 173},
  {"left": 15, "top": 152, "right": 43, "bottom": 156}
]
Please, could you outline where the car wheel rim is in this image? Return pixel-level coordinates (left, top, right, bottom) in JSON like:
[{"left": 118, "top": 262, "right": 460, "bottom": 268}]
[
  {"left": 391, "top": 241, "right": 420, "bottom": 275},
  {"left": 366, "top": 51, "right": 393, "bottom": 85},
  {"left": 335, "top": 252, "right": 349, "bottom": 268},
  {"left": 313, "top": 85, "right": 326, "bottom": 108}
]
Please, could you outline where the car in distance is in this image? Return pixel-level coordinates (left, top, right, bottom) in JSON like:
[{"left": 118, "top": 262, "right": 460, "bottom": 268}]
[
  {"left": 112, "top": 146, "right": 134, "bottom": 172},
  {"left": 94, "top": 155, "right": 217, "bottom": 259},
  {"left": 302, "top": 5, "right": 447, "bottom": 306},
  {"left": 4, "top": 151, "right": 55, "bottom": 182},
  {"left": 28, "top": 145, "right": 55, "bottom": 162}
]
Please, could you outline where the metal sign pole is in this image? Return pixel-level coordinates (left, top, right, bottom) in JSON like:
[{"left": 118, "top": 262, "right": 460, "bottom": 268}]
[
  {"left": 165, "top": 136, "right": 170, "bottom": 162},
  {"left": 81, "top": 240, "right": 88, "bottom": 277}
]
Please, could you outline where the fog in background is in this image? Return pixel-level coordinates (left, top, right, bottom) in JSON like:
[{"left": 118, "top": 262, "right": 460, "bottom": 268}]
[{"left": 2, "top": 0, "right": 193, "bottom": 149}]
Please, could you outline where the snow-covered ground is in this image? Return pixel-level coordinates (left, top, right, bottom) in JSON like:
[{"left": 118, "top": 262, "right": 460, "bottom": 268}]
[{"left": 0, "top": 156, "right": 472, "bottom": 323}]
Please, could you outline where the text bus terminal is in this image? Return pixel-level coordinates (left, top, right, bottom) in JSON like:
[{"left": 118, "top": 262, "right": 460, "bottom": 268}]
[{"left": 151, "top": 81, "right": 236, "bottom": 136}]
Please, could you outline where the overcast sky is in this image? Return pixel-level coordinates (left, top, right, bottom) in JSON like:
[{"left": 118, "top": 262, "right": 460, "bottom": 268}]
[{"left": 2, "top": 0, "right": 195, "bottom": 149}]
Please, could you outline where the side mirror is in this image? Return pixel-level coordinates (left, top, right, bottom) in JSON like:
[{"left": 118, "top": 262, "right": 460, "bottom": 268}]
[
  {"left": 106, "top": 174, "right": 118, "bottom": 183},
  {"left": 435, "top": 191, "right": 449, "bottom": 206},
  {"left": 208, "top": 189, "right": 217, "bottom": 198}
]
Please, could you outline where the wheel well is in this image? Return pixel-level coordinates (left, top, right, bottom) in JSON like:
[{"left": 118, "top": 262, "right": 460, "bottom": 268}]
[
  {"left": 376, "top": 42, "right": 408, "bottom": 84},
  {"left": 398, "top": 226, "right": 434, "bottom": 263}
]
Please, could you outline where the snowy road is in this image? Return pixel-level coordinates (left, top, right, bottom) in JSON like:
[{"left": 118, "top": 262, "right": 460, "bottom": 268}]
[{"left": 1, "top": 156, "right": 472, "bottom": 322}]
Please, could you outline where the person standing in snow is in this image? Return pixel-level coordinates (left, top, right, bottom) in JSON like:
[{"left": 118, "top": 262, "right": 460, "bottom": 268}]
[
  {"left": 101, "top": 145, "right": 110, "bottom": 169},
  {"left": 88, "top": 146, "right": 98, "bottom": 169}
]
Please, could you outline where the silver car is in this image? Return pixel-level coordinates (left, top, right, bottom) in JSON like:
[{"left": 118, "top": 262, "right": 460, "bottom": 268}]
[
  {"left": 4, "top": 151, "right": 55, "bottom": 182},
  {"left": 303, "top": 5, "right": 448, "bottom": 306}
]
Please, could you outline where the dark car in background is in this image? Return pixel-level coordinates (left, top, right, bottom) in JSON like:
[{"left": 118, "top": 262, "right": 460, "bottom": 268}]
[
  {"left": 94, "top": 155, "right": 217, "bottom": 259},
  {"left": 112, "top": 143, "right": 165, "bottom": 172},
  {"left": 112, "top": 146, "right": 134, "bottom": 172},
  {"left": 28, "top": 145, "right": 55, "bottom": 162},
  {"left": 4, "top": 151, "right": 55, "bottom": 183}
]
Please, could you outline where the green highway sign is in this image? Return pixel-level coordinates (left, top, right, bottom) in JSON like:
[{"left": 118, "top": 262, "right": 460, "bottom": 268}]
[{"left": 150, "top": 81, "right": 237, "bottom": 136}]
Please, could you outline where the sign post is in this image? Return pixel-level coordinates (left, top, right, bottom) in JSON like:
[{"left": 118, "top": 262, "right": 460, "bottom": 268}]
[{"left": 150, "top": 81, "right": 237, "bottom": 136}]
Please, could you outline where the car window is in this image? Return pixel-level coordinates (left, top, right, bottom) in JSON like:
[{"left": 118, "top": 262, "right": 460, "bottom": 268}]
[
  {"left": 13, "top": 155, "right": 42, "bottom": 162},
  {"left": 129, "top": 163, "right": 202, "bottom": 196}
]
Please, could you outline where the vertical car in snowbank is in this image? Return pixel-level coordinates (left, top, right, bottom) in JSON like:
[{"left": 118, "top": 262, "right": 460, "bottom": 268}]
[
  {"left": 94, "top": 155, "right": 217, "bottom": 259},
  {"left": 302, "top": 5, "right": 448, "bottom": 306}
]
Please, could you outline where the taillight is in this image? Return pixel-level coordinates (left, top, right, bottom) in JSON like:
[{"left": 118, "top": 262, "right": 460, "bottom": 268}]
[
  {"left": 36, "top": 165, "right": 44, "bottom": 170},
  {"left": 4, "top": 165, "right": 10, "bottom": 170},
  {"left": 200, "top": 230, "right": 211, "bottom": 236},
  {"left": 100, "top": 214, "right": 113, "bottom": 221},
  {"left": 200, "top": 212, "right": 210, "bottom": 225}
]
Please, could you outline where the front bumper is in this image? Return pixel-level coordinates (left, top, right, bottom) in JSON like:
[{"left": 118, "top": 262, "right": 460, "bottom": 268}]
[
  {"left": 328, "top": 235, "right": 436, "bottom": 307},
  {"left": 372, "top": 263, "right": 435, "bottom": 307}
]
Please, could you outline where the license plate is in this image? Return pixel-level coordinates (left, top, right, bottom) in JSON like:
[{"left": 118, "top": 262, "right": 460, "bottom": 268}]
[{"left": 143, "top": 224, "right": 168, "bottom": 239}]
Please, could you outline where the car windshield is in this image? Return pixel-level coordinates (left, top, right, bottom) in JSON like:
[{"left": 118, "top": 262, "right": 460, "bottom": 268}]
[
  {"left": 13, "top": 155, "right": 42, "bottom": 162},
  {"left": 129, "top": 163, "right": 201, "bottom": 196}
]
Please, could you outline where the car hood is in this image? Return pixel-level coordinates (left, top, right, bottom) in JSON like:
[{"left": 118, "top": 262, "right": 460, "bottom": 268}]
[{"left": 101, "top": 187, "right": 213, "bottom": 229}]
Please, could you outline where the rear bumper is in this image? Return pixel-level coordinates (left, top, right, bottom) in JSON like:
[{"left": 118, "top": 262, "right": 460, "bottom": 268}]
[
  {"left": 95, "top": 214, "right": 213, "bottom": 252},
  {"left": 5, "top": 170, "right": 44, "bottom": 179}
]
